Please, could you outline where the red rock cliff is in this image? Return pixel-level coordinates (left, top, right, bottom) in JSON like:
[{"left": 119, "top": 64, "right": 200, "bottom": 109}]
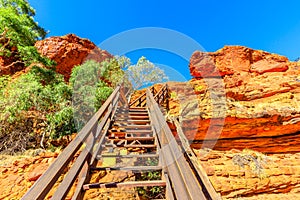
[
  {"left": 169, "top": 46, "right": 300, "bottom": 153},
  {"left": 35, "top": 34, "right": 113, "bottom": 81}
]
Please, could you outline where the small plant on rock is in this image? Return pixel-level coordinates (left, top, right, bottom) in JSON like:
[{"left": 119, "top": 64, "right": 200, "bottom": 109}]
[{"left": 232, "top": 149, "right": 269, "bottom": 179}]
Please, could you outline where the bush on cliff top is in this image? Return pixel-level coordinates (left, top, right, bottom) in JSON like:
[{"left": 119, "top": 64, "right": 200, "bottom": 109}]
[{"left": 0, "top": 0, "right": 54, "bottom": 67}]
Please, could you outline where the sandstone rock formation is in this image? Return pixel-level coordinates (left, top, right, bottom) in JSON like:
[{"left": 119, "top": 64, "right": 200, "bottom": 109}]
[
  {"left": 35, "top": 34, "right": 113, "bottom": 81},
  {"left": 0, "top": 151, "right": 59, "bottom": 199},
  {"left": 195, "top": 149, "right": 300, "bottom": 199},
  {"left": 168, "top": 46, "right": 300, "bottom": 153}
]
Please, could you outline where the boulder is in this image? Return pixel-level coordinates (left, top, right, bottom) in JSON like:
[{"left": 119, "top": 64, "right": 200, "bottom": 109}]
[{"left": 35, "top": 34, "right": 113, "bottom": 81}]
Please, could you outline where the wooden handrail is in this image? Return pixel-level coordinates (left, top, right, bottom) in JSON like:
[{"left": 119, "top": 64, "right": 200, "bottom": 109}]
[
  {"left": 172, "top": 118, "right": 222, "bottom": 200},
  {"left": 146, "top": 88, "right": 206, "bottom": 200},
  {"left": 22, "top": 86, "right": 122, "bottom": 200},
  {"left": 129, "top": 92, "right": 146, "bottom": 107},
  {"left": 129, "top": 84, "right": 169, "bottom": 108}
]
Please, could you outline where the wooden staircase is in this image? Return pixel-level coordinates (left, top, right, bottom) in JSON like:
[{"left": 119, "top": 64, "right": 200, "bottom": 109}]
[
  {"left": 22, "top": 84, "right": 221, "bottom": 200},
  {"left": 82, "top": 106, "right": 166, "bottom": 199}
]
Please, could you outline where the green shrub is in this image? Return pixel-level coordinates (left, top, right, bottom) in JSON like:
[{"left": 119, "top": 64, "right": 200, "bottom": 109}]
[
  {"left": 94, "top": 81, "right": 113, "bottom": 110},
  {"left": 70, "top": 59, "right": 123, "bottom": 129},
  {"left": 47, "top": 106, "right": 76, "bottom": 139},
  {"left": 0, "top": 66, "right": 75, "bottom": 144}
]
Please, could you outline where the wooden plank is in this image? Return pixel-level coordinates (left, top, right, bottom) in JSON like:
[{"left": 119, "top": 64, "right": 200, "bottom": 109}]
[
  {"left": 72, "top": 161, "right": 89, "bottom": 200},
  {"left": 83, "top": 180, "right": 166, "bottom": 190},
  {"left": 114, "top": 119, "right": 150, "bottom": 123},
  {"left": 153, "top": 85, "right": 166, "bottom": 100},
  {"left": 115, "top": 115, "right": 149, "bottom": 119},
  {"left": 90, "top": 166, "right": 162, "bottom": 171},
  {"left": 129, "top": 107, "right": 147, "bottom": 111},
  {"left": 110, "top": 129, "right": 152, "bottom": 133},
  {"left": 90, "top": 118, "right": 111, "bottom": 166},
  {"left": 164, "top": 173, "right": 175, "bottom": 200},
  {"left": 115, "top": 112, "right": 149, "bottom": 116},
  {"left": 98, "top": 153, "right": 158, "bottom": 158},
  {"left": 102, "top": 144, "right": 156, "bottom": 148},
  {"left": 124, "top": 144, "right": 156, "bottom": 148},
  {"left": 115, "top": 125, "right": 152, "bottom": 129},
  {"left": 129, "top": 93, "right": 146, "bottom": 107},
  {"left": 108, "top": 136, "right": 155, "bottom": 141},
  {"left": 120, "top": 89, "right": 129, "bottom": 107},
  {"left": 173, "top": 119, "right": 222, "bottom": 200}
]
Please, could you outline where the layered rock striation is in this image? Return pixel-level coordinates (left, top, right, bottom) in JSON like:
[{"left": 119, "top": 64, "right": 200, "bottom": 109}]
[
  {"left": 195, "top": 149, "right": 300, "bottom": 199},
  {"left": 169, "top": 46, "right": 300, "bottom": 153}
]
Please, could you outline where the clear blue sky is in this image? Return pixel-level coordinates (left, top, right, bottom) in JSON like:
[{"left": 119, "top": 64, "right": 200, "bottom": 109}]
[{"left": 29, "top": 0, "right": 300, "bottom": 80}]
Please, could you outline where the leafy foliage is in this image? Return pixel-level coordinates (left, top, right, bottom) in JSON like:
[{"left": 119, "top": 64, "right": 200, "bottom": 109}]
[
  {"left": 0, "top": 0, "right": 54, "bottom": 66},
  {"left": 125, "top": 56, "right": 168, "bottom": 89},
  {"left": 136, "top": 158, "right": 165, "bottom": 199},
  {"left": 70, "top": 59, "right": 123, "bottom": 129},
  {"left": 0, "top": 66, "right": 75, "bottom": 148}
]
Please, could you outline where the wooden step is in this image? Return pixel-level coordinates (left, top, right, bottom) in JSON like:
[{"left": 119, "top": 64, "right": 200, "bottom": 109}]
[
  {"left": 111, "top": 125, "right": 152, "bottom": 130},
  {"left": 124, "top": 144, "right": 156, "bottom": 148},
  {"left": 108, "top": 136, "right": 155, "bottom": 141},
  {"left": 90, "top": 165, "right": 162, "bottom": 172},
  {"left": 102, "top": 144, "right": 156, "bottom": 148},
  {"left": 115, "top": 113, "right": 149, "bottom": 117},
  {"left": 98, "top": 153, "right": 158, "bottom": 159},
  {"left": 114, "top": 115, "right": 149, "bottom": 120},
  {"left": 113, "top": 120, "right": 150, "bottom": 125},
  {"left": 116, "top": 110, "right": 148, "bottom": 114},
  {"left": 108, "top": 130, "right": 153, "bottom": 138},
  {"left": 83, "top": 180, "right": 166, "bottom": 190}
]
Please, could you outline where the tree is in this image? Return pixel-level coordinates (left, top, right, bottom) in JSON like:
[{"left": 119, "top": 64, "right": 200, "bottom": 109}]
[
  {"left": 70, "top": 59, "right": 124, "bottom": 129},
  {"left": 0, "top": 0, "right": 53, "bottom": 67},
  {"left": 126, "top": 56, "right": 168, "bottom": 89}
]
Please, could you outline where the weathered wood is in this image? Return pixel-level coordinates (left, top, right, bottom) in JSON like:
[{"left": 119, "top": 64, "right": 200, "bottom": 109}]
[
  {"left": 83, "top": 180, "right": 166, "bottom": 190},
  {"left": 163, "top": 173, "right": 175, "bottom": 200},
  {"left": 90, "top": 118, "right": 111, "bottom": 166},
  {"left": 72, "top": 161, "right": 89, "bottom": 200},
  {"left": 129, "top": 93, "right": 146, "bottom": 107},
  {"left": 173, "top": 119, "right": 222, "bottom": 200},
  {"left": 114, "top": 115, "right": 149, "bottom": 120},
  {"left": 115, "top": 119, "right": 150, "bottom": 122},
  {"left": 108, "top": 136, "right": 155, "bottom": 141},
  {"left": 124, "top": 144, "right": 156, "bottom": 148},
  {"left": 115, "top": 112, "right": 148, "bottom": 116},
  {"left": 90, "top": 166, "right": 162, "bottom": 171},
  {"left": 98, "top": 153, "right": 158, "bottom": 158},
  {"left": 147, "top": 88, "right": 206, "bottom": 200}
]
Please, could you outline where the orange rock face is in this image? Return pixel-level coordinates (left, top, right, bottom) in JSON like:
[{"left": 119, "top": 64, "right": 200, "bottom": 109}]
[
  {"left": 0, "top": 151, "right": 59, "bottom": 200},
  {"left": 35, "top": 34, "right": 113, "bottom": 81},
  {"left": 189, "top": 46, "right": 289, "bottom": 78},
  {"left": 195, "top": 149, "right": 300, "bottom": 199},
  {"left": 169, "top": 46, "right": 300, "bottom": 153}
]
